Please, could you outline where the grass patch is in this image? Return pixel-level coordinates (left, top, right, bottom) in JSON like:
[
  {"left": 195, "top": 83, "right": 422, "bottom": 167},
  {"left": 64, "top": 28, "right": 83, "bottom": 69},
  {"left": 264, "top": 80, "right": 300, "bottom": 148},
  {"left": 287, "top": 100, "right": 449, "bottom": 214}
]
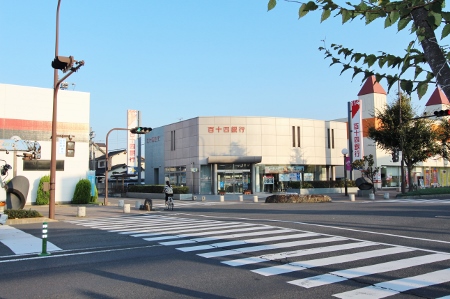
[{"left": 396, "top": 187, "right": 450, "bottom": 198}]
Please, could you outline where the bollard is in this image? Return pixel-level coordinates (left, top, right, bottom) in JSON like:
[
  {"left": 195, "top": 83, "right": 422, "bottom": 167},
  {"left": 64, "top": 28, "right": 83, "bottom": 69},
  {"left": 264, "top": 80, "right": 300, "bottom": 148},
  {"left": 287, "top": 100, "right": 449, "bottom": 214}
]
[
  {"left": 135, "top": 201, "right": 142, "bottom": 209},
  {"left": 118, "top": 200, "right": 124, "bottom": 207},
  {"left": 39, "top": 222, "right": 50, "bottom": 256},
  {"left": 384, "top": 193, "right": 389, "bottom": 199},
  {"left": 193, "top": 195, "right": 197, "bottom": 201},
  {"left": 220, "top": 195, "right": 224, "bottom": 202},
  {"left": 123, "top": 204, "right": 130, "bottom": 213},
  {"left": 144, "top": 199, "right": 152, "bottom": 211},
  {"left": 201, "top": 196, "right": 206, "bottom": 202},
  {"left": 77, "top": 206, "right": 86, "bottom": 217},
  {"left": 239, "top": 195, "right": 243, "bottom": 202},
  {"left": 369, "top": 193, "right": 375, "bottom": 200},
  {"left": 349, "top": 194, "right": 355, "bottom": 202},
  {"left": 253, "top": 195, "right": 258, "bottom": 203}
]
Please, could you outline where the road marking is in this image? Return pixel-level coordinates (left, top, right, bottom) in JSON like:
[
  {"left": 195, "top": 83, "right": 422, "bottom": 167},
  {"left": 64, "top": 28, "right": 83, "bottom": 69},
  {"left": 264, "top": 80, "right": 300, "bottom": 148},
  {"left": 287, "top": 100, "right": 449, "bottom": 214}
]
[
  {"left": 159, "top": 228, "right": 293, "bottom": 245},
  {"left": 223, "top": 240, "right": 373, "bottom": 267},
  {"left": 333, "top": 268, "right": 450, "bottom": 299},
  {"left": 251, "top": 247, "right": 414, "bottom": 276},
  {"left": 176, "top": 232, "right": 317, "bottom": 252},
  {"left": 289, "top": 253, "right": 450, "bottom": 288},
  {"left": 0, "top": 225, "right": 61, "bottom": 255}
]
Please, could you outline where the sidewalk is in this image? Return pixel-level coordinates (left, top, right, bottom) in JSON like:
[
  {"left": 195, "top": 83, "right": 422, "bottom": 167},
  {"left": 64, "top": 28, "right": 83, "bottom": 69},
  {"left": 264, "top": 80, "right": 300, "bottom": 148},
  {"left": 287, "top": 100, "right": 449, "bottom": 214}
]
[{"left": 4, "top": 190, "right": 400, "bottom": 225}]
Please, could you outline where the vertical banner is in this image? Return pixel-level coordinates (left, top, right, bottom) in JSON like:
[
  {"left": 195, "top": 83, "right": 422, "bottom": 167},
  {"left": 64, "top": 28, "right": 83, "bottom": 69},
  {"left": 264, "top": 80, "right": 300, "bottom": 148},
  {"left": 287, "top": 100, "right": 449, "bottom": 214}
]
[
  {"left": 127, "top": 110, "right": 139, "bottom": 175},
  {"left": 86, "top": 170, "right": 96, "bottom": 196},
  {"left": 351, "top": 99, "right": 363, "bottom": 160},
  {"left": 345, "top": 156, "right": 352, "bottom": 171}
]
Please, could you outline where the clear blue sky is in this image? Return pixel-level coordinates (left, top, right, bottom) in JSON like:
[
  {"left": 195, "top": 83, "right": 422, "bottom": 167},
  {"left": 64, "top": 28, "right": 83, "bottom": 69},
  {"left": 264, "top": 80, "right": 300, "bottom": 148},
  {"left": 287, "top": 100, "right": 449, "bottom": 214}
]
[{"left": 0, "top": 0, "right": 429, "bottom": 150}]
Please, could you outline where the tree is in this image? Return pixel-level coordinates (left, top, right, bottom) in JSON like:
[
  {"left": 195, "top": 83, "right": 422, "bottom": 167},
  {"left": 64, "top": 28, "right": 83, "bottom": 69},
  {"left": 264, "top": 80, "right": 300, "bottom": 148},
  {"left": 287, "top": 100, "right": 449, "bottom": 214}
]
[
  {"left": 267, "top": 0, "right": 450, "bottom": 100},
  {"left": 368, "top": 94, "right": 441, "bottom": 191},
  {"left": 352, "top": 154, "right": 379, "bottom": 194}
]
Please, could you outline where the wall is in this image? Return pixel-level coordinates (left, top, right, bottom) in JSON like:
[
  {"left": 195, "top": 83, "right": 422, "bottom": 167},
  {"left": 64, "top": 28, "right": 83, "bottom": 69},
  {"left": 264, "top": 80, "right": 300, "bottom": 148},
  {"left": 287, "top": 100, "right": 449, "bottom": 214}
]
[{"left": 0, "top": 83, "right": 90, "bottom": 204}]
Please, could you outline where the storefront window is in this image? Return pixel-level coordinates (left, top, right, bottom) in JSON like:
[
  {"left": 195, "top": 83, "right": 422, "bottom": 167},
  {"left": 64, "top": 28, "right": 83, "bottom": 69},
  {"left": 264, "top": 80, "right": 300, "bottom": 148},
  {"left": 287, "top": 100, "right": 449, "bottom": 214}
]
[
  {"left": 164, "top": 165, "right": 186, "bottom": 186},
  {"left": 217, "top": 163, "right": 251, "bottom": 194},
  {"left": 200, "top": 165, "right": 212, "bottom": 194}
]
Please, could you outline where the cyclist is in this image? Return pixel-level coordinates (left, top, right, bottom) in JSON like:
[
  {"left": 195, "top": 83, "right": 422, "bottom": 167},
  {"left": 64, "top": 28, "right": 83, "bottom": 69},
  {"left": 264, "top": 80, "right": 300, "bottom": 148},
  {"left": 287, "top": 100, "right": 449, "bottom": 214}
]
[{"left": 163, "top": 181, "right": 173, "bottom": 204}]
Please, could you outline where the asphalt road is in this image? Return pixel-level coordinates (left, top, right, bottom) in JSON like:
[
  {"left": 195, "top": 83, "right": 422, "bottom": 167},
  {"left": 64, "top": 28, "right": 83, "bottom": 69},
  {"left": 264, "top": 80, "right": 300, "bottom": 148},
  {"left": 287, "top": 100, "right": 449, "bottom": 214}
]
[{"left": 1, "top": 198, "right": 449, "bottom": 298}]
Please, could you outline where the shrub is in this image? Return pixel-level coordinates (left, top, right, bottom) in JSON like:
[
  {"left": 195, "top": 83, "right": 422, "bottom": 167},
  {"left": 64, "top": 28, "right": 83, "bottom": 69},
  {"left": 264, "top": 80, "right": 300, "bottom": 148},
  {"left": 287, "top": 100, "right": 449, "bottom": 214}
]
[
  {"left": 36, "top": 175, "right": 50, "bottom": 205},
  {"left": 5, "top": 209, "right": 43, "bottom": 219},
  {"left": 72, "top": 179, "right": 92, "bottom": 204}
]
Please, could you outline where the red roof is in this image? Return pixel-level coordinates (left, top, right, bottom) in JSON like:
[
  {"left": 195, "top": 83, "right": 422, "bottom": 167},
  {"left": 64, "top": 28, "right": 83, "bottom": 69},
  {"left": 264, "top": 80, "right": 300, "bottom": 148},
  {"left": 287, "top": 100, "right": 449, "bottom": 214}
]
[
  {"left": 425, "top": 87, "right": 449, "bottom": 106},
  {"left": 357, "top": 76, "right": 387, "bottom": 96}
]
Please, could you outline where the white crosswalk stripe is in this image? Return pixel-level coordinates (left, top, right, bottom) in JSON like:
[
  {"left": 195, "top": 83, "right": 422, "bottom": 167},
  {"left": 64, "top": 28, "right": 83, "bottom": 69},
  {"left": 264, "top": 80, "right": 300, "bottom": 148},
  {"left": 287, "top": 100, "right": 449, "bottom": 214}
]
[
  {"left": 67, "top": 214, "right": 450, "bottom": 298},
  {"left": 360, "top": 198, "right": 450, "bottom": 204}
]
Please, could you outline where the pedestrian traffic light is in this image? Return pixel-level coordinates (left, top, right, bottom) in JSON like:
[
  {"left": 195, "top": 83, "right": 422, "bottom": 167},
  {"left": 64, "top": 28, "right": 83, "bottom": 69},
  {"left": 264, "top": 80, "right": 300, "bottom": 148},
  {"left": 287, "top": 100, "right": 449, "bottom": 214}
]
[
  {"left": 51, "top": 56, "right": 74, "bottom": 73},
  {"left": 392, "top": 149, "right": 399, "bottom": 162},
  {"left": 130, "top": 127, "right": 152, "bottom": 134},
  {"left": 433, "top": 109, "right": 450, "bottom": 117}
]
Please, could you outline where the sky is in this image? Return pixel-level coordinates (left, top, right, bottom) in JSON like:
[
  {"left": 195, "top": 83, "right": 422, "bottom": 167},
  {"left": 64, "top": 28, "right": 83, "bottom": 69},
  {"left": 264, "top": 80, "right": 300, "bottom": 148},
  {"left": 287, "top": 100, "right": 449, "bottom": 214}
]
[{"left": 0, "top": 0, "right": 431, "bottom": 151}]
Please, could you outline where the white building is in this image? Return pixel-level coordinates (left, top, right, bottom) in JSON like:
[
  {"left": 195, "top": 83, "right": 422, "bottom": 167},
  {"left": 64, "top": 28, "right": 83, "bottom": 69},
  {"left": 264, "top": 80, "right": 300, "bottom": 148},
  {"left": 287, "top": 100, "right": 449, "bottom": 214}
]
[
  {"left": 0, "top": 83, "right": 90, "bottom": 204},
  {"left": 145, "top": 116, "right": 348, "bottom": 194}
]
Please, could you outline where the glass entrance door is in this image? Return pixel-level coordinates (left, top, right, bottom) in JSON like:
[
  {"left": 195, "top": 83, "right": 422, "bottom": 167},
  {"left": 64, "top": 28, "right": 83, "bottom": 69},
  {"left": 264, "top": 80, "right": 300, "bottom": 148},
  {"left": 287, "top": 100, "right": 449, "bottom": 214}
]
[{"left": 217, "top": 171, "right": 250, "bottom": 194}]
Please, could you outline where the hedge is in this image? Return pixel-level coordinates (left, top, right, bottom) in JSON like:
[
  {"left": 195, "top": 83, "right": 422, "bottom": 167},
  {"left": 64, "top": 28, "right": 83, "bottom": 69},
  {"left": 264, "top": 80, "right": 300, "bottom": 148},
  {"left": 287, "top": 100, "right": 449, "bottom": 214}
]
[{"left": 128, "top": 185, "right": 190, "bottom": 194}]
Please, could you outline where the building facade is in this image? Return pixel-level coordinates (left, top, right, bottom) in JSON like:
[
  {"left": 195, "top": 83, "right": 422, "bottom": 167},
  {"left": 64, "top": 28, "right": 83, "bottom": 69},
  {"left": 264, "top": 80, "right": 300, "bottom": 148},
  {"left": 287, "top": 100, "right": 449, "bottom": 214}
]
[
  {"left": 0, "top": 83, "right": 90, "bottom": 204},
  {"left": 144, "top": 116, "right": 348, "bottom": 194}
]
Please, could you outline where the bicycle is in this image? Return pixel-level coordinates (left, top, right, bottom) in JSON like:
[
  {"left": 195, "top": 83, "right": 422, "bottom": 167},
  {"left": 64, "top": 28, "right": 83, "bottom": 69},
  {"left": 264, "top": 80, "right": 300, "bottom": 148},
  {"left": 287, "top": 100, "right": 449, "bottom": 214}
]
[{"left": 165, "top": 196, "right": 174, "bottom": 211}]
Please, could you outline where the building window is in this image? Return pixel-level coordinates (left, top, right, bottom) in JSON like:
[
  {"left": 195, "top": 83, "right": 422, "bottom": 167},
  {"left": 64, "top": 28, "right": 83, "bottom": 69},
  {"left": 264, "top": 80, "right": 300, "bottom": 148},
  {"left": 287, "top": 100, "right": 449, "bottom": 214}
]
[
  {"left": 171, "top": 130, "right": 176, "bottom": 151},
  {"left": 327, "top": 129, "right": 331, "bottom": 149},
  {"left": 331, "top": 129, "right": 335, "bottom": 149},
  {"left": 98, "top": 160, "right": 105, "bottom": 168},
  {"left": 292, "top": 126, "right": 295, "bottom": 147},
  {"left": 297, "top": 126, "right": 301, "bottom": 148}
]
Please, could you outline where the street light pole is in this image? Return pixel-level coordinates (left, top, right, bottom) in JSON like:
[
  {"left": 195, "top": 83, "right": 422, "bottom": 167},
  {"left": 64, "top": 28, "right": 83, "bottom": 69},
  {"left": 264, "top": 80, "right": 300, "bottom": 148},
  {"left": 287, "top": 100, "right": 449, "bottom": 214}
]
[
  {"left": 49, "top": 0, "right": 84, "bottom": 219},
  {"left": 104, "top": 128, "right": 130, "bottom": 206},
  {"left": 342, "top": 148, "right": 349, "bottom": 196}
]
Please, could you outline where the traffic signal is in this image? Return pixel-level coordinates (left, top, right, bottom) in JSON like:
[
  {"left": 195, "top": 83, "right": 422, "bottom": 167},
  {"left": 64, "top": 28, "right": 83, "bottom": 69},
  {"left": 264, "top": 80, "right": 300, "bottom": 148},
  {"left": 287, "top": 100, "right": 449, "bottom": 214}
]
[
  {"left": 433, "top": 109, "right": 450, "bottom": 117},
  {"left": 66, "top": 141, "right": 75, "bottom": 157},
  {"left": 130, "top": 127, "right": 152, "bottom": 134},
  {"left": 51, "top": 56, "right": 74, "bottom": 73},
  {"left": 392, "top": 149, "right": 399, "bottom": 162}
]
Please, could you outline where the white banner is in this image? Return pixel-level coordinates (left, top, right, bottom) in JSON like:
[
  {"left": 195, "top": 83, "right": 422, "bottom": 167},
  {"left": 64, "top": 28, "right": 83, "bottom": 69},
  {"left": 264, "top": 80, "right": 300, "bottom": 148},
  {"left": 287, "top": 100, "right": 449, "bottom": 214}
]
[
  {"left": 351, "top": 99, "right": 363, "bottom": 160},
  {"left": 127, "top": 110, "right": 139, "bottom": 174}
]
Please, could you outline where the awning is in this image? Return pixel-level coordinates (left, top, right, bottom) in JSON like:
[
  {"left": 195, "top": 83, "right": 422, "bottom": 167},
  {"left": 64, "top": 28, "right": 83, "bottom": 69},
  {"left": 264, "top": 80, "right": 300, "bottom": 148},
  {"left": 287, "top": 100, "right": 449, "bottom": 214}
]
[{"left": 207, "top": 156, "right": 262, "bottom": 164}]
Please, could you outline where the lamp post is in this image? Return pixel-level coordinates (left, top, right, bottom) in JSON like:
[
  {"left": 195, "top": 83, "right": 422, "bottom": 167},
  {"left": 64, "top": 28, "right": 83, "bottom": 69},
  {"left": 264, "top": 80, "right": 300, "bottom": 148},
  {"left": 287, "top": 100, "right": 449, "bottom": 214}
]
[
  {"left": 341, "top": 148, "right": 349, "bottom": 196},
  {"left": 104, "top": 127, "right": 152, "bottom": 206},
  {"left": 49, "top": 0, "right": 84, "bottom": 219},
  {"left": 104, "top": 128, "right": 130, "bottom": 206}
]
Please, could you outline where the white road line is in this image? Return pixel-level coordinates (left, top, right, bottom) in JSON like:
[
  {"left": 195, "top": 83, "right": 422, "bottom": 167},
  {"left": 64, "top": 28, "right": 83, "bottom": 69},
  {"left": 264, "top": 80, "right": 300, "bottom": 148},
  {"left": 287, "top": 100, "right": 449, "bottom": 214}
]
[
  {"left": 142, "top": 225, "right": 271, "bottom": 242},
  {"left": 159, "top": 229, "right": 293, "bottom": 246},
  {"left": 109, "top": 219, "right": 224, "bottom": 232},
  {"left": 289, "top": 253, "right": 450, "bottom": 288},
  {"left": 223, "top": 240, "right": 374, "bottom": 267},
  {"left": 197, "top": 237, "right": 333, "bottom": 258},
  {"left": 333, "top": 268, "right": 450, "bottom": 299},
  {"left": 176, "top": 232, "right": 317, "bottom": 252},
  {"left": 251, "top": 247, "right": 414, "bottom": 276},
  {"left": 117, "top": 220, "right": 234, "bottom": 234},
  {"left": 0, "top": 225, "right": 61, "bottom": 255}
]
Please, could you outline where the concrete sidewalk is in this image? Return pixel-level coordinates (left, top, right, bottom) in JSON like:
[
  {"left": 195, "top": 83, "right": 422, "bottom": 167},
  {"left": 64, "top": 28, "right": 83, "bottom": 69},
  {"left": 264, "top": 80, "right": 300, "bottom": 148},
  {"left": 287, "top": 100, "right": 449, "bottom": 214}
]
[{"left": 4, "top": 190, "right": 400, "bottom": 225}]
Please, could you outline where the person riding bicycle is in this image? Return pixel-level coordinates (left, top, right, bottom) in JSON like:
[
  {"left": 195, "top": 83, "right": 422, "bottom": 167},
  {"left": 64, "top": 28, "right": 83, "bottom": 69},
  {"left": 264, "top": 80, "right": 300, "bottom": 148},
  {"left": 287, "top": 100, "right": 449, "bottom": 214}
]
[{"left": 163, "top": 181, "right": 173, "bottom": 204}]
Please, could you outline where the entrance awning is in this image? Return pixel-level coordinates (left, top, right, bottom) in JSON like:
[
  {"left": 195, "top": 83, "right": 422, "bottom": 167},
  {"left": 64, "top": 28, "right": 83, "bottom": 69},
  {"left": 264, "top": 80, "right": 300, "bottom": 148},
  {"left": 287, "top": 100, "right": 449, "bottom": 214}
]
[{"left": 207, "top": 156, "right": 262, "bottom": 164}]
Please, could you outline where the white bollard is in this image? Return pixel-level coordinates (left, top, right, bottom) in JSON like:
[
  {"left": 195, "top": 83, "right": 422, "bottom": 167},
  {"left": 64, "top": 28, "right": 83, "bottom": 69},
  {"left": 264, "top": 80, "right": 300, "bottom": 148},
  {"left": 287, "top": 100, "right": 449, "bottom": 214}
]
[
  {"left": 239, "top": 195, "right": 243, "bottom": 202},
  {"left": 123, "top": 204, "right": 130, "bottom": 213},
  {"left": 118, "top": 200, "right": 124, "bottom": 207},
  {"left": 193, "top": 195, "right": 197, "bottom": 201},
  {"left": 253, "top": 196, "right": 258, "bottom": 203},
  {"left": 369, "top": 193, "right": 375, "bottom": 200},
  {"left": 135, "top": 201, "right": 142, "bottom": 209},
  {"left": 77, "top": 206, "right": 86, "bottom": 217},
  {"left": 220, "top": 195, "right": 224, "bottom": 202},
  {"left": 384, "top": 193, "right": 389, "bottom": 199},
  {"left": 349, "top": 194, "right": 355, "bottom": 202},
  {"left": 201, "top": 196, "right": 206, "bottom": 202}
]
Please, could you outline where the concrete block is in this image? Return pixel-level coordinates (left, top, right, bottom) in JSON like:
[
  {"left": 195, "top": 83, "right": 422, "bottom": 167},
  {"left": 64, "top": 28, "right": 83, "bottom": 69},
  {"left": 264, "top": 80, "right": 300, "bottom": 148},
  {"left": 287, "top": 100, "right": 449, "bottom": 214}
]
[
  {"left": 123, "top": 204, "right": 130, "bottom": 213},
  {"left": 77, "top": 206, "right": 86, "bottom": 217},
  {"left": 253, "top": 196, "right": 258, "bottom": 203}
]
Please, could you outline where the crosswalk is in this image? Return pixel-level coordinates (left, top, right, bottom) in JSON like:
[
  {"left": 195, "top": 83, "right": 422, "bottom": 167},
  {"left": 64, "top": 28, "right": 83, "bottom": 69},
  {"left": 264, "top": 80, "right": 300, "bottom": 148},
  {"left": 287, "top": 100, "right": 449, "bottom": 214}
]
[
  {"left": 360, "top": 198, "right": 450, "bottom": 204},
  {"left": 151, "top": 200, "right": 248, "bottom": 209},
  {"left": 67, "top": 215, "right": 450, "bottom": 298}
]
